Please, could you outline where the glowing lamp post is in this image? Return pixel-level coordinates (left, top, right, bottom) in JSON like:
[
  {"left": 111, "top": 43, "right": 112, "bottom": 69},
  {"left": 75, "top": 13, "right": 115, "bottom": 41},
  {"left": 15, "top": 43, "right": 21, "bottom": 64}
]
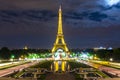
[
  {"left": 110, "top": 58, "right": 113, "bottom": 62},
  {"left": 10, "top": 55, "right": 15, "bottom": 61}
]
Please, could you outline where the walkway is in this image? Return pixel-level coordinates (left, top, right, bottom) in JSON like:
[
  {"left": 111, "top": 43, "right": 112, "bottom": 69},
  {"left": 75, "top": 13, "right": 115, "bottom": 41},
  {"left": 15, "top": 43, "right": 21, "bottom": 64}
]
[
  {"left": 78, "top": 60, "right": 120, "bottom": 77},
  {"left": 0, "top": 61, "right": 38, "bottom": 77},
  {"left": 45, "top": 72, "right": 75, "bottom": 80}
]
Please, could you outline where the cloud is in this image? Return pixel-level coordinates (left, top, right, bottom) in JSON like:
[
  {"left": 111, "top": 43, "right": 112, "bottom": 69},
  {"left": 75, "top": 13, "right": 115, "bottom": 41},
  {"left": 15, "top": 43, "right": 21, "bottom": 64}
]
[
  {"left": 0, "top": 10, "right": 56, "bottom": 24},
  {"left": 0, "top": 0, "right": 60, "bottom": 10},
  {"left": 0, "top": 0, "right": 120, "bottom": 48},
  {"left": 62, "top": 10, "right": 111, "bottom": 28},
  {"left": 24, "top": 10, "right": 56, "bottom": 21},
  {"left": 64, "top": 11, "right": 108, "bottom": 22},
  {"left": 88, "top": 12, "right": 108, "bottom": 21}
]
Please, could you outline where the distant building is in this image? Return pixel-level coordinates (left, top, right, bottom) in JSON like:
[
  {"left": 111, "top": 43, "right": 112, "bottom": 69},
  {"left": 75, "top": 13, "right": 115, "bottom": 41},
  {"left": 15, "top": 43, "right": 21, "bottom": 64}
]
[
  {"left": 94, "top": 46, "right": 106, "bottom": 51},
  {"left": 107, "top": 47, "right": 113, "bottom": 50},
  {"left": 23, "top": 46, "right": 28, "bottom": 50}
]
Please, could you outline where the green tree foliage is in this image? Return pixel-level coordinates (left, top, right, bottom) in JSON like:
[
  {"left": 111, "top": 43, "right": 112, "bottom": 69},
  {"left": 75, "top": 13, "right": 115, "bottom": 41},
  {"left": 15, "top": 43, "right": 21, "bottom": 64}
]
[
  {"left": 68, "top": 61, "right": 91, "bottom": 69},
  {"left": 0, "top": 47, "right": 11, "bottom": 60},
  {"left": 113, "top": 48, "right": 120, "bottom": 61}
]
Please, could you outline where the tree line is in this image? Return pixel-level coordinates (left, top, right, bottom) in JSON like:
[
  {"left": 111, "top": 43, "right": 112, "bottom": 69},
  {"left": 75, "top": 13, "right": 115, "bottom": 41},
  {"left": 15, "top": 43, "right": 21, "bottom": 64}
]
[
  {"left": 0, "top": 47, "right": 51, "bottom": 60},
  {"left": 0, "top": 47, "right": 120, "bottom": 62}
]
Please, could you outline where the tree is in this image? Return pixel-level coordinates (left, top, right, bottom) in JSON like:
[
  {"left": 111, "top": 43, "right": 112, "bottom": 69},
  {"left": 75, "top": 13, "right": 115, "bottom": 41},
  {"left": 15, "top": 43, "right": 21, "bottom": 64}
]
[
  {"left": 113, "top": 48, "right": 120, "bottom": 61},
  {"left": 0, "top": 47, "right": 11, "bottom": 60}
]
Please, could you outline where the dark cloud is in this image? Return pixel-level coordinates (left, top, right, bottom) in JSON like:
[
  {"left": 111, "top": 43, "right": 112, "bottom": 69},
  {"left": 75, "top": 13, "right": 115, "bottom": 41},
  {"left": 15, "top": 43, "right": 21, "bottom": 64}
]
[
  {"left": 88, "top": 11, "right": 108, "bottom": 21},
  {"left": 0, "top": 0, "right": 59, "bottom": 10},
  {"left": 0, "top": 10, "right": 56, "bottom": 23},
  {"left": 0, "top": 0, "right": 120, "bottom": 48},
  {"left": 64, "top": 11, "right": 108, "bottom": 22}
]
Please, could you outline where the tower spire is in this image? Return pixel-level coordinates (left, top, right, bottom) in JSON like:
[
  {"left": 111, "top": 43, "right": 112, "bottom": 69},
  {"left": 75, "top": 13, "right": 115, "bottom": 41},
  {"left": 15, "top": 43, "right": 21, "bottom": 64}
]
[{"left": 58, "top": 5, "right": 63, "bottom": 34}]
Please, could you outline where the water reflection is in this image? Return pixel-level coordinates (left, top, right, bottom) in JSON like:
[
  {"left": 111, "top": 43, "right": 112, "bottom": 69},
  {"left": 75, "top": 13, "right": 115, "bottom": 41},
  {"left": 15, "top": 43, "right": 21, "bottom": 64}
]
[{"left": 51, "top": 60, "right": 69, "bottom": 72}]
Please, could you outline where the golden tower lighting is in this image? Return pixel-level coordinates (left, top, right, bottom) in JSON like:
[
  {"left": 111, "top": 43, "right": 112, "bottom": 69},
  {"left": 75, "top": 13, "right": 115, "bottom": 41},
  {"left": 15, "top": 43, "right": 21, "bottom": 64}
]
[{"left": 52, "top": 6, "right": 69, "bottom": 53}]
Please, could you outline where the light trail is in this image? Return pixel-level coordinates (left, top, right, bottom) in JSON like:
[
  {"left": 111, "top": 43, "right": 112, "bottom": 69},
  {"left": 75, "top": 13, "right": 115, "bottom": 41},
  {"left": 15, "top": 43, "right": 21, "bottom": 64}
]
[{"left": 0, "top": 62, "right": 19, "bottom": 67}]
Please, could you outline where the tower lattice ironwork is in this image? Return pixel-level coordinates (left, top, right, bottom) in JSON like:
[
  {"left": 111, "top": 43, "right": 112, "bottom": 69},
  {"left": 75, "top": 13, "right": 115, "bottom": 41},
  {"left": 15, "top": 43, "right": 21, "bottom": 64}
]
[{"left": 52, "top": 6, "right": 69, "bottom": 53}]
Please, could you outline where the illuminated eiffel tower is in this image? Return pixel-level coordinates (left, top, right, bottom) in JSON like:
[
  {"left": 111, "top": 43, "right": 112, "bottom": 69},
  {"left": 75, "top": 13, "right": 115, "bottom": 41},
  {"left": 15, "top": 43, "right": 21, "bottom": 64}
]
[{"left": 52, "top": 6, "right": 69, "bottom": 53}]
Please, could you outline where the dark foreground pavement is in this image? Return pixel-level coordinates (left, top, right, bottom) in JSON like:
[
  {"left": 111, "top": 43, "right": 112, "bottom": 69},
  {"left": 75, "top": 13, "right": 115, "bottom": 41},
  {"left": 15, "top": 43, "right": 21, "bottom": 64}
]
[{"left": 45, "top": 72, "right": 75, "bottom": 80}]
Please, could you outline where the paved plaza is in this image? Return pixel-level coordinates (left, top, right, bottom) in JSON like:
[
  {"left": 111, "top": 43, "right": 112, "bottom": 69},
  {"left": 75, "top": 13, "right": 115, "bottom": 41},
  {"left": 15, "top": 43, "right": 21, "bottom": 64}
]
[{"left": 45, "top": 72, "right": 75, "bottom": 80}]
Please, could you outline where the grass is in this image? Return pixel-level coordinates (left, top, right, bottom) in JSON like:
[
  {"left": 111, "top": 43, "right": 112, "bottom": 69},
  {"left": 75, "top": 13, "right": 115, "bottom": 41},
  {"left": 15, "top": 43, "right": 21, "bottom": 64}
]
[
  {"left": 68, "top": 60, "right": 110, "bottom": 79},
  {"left": 0, "top": 61, "right": 11, "bottom": 63},
  {"left": 68, "top": 60, "right": 91, "bottom": 69},
  {"left": 13, "top": 60, "right": 53, "bottom": 79},
  {"left": 14, "top": 71, "right": 25, "bottom": 78},
  {"left": 96, "top": 70, "right": 110, "bottom": 78},
  {"left": 37, "top": 74, "right": 46, "bottom": 80},
  {"left": 74, "top": 74, "right": 84, "bottom": 80},
  {"left": 30, "top": 60, "right": 53, "bottom": 69}
]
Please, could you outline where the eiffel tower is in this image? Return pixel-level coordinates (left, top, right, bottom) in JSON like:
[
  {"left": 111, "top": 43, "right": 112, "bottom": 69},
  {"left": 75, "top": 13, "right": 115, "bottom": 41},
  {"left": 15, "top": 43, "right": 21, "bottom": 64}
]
[{"left": 52, "top": 6, "right": 69, "bottom": 53}]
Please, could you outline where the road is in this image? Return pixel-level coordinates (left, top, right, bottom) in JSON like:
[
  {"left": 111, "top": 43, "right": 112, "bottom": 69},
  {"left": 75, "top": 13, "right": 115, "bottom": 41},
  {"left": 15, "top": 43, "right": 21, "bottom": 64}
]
[
  {"left": 78, "top": 60, "right": 120, "bottom": 77},
  {"left": 0, "top": 61, "right": 38, "bottom": 77},
  {"left": 91, "top": 60, "right": 120, "bottom": 69},
  {"left": 0, "top": 61, "right": 29, "bottom": 69}
]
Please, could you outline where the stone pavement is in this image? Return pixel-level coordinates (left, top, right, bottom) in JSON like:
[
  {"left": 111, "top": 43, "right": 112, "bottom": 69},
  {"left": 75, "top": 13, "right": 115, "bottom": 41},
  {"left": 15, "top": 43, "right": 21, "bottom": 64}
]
[{"left": 45, "top": 72, "right": 75, "bottom": 80}]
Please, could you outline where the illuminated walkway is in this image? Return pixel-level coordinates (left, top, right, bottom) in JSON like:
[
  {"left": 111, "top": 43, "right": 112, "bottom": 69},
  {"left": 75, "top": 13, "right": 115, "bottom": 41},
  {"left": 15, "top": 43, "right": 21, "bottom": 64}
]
[
  {"left": 0, "top": 61, "right": 37, "bottom": 77},
  {"left": 78, "top": 60, "right": 120, "bottom": 77},
  {"left": 45, "top": 73, "right": 75, "bottom": 80}
]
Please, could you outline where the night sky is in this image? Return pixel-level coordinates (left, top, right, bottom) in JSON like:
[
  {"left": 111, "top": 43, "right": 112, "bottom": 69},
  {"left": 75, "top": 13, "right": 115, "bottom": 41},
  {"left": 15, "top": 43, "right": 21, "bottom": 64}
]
[{"left": 0, "top": 0, "right": 120, "bottom": 49}]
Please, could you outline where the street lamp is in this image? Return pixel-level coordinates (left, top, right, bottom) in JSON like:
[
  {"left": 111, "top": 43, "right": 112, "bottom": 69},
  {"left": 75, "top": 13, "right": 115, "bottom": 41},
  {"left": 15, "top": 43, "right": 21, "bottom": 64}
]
[
  {"left": 10, "top": 55, "right": 15, "bottom": 61},
  {"left": 110, "top": 58, "right": 113, "bottom": 62}
]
